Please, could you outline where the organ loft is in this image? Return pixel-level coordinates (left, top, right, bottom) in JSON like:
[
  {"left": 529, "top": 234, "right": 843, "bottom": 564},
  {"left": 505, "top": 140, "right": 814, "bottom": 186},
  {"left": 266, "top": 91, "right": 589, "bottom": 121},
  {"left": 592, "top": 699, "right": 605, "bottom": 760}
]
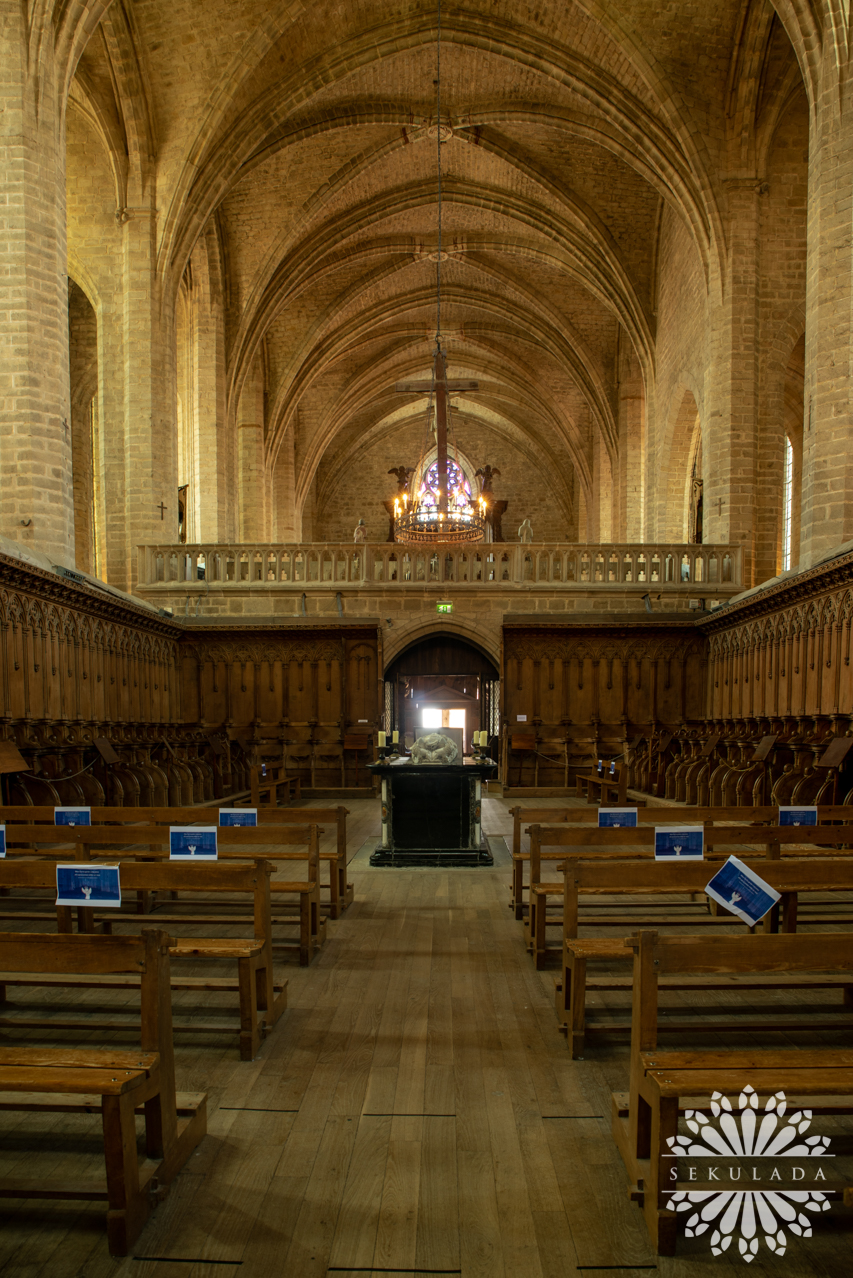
[{"left": 2, "top": 0, "right": 853, "bottom": 1272}]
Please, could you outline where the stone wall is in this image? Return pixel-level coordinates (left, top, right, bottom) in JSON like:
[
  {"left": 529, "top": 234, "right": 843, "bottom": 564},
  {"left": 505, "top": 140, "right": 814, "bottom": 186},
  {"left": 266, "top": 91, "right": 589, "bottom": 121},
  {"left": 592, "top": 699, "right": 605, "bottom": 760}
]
[{"left": 312, "top": 416, "right": 577, "bottom": 545}]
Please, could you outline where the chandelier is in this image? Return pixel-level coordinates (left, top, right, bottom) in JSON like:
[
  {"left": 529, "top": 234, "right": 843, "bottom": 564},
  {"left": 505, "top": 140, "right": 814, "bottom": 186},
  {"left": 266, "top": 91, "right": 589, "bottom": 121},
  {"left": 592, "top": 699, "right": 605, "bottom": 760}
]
[{"left": 393, "top": 0, "right": 486, "bottom": 548}]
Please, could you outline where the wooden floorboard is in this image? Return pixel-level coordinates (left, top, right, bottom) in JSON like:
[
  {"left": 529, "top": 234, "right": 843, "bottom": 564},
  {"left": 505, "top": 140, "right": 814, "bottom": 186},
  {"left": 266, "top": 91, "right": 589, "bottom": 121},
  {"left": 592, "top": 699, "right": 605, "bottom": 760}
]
[{"left": 0, "top": 795, "right": 852, "bottom": 1277}]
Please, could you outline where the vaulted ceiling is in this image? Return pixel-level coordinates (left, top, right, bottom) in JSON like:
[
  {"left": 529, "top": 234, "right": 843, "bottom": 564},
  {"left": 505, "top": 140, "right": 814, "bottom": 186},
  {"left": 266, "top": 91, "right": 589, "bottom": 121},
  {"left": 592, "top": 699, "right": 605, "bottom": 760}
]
[{"left": 66, "top": 0, "right": 806, "bottom": 520}]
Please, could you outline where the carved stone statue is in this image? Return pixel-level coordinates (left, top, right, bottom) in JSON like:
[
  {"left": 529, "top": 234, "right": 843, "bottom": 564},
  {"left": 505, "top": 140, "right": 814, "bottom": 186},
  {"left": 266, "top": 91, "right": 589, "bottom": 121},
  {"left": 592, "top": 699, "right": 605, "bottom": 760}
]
[
  {"left": 474, "top": 464, "right": 501, "bottom": 495},
  {"left": 353, "top": 518, "right": 367, "bottom": 544},
  {"left": 518, "top": 517, "right": 534, "bottom": 543},
  {"left": 410, "top": 732, "right": 459, "bottom": 765},
  {"left": 388, "top": 466, "right": 415, "bottom": 494}
]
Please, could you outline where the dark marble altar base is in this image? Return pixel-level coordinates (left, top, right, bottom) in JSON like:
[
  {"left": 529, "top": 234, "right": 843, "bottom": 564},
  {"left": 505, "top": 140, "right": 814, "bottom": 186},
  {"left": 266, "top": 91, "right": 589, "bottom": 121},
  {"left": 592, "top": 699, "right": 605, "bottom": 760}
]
[
  {"left": 367, "top": 755, "right": 497, "bottom": 869},
  {"left": 368, "top": 841, "right": 494, "bottom": 867}
]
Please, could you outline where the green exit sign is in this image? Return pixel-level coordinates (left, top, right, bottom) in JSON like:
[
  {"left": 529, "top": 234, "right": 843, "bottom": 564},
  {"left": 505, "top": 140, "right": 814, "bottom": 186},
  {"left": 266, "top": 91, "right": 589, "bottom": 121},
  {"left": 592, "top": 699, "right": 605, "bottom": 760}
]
[{"left": 436, "top": 601, "right": 453, "bottom": 614}]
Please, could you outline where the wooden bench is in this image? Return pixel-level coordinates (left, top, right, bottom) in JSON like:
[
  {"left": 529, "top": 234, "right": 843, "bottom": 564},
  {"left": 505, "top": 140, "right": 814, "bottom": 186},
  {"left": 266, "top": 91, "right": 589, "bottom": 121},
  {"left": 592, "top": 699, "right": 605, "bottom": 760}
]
[
  {"left": 1, "top": 823, "right": 326, "bottom": 966},
  {"left": 0, "top": 929, "right": 206, "bottom": 1255},
  {"left": 508, "top": 803, "right": 853, "bottom": 916},
  {"left": 555, "top": 856, "right": 853, "bottom": 1057},
  {"left": 0, "top": 803, "right": 353, "bottom": 918},
  {"left": 576, "top": 762, "right": 629, "bottom": 805},
  {"left": 250, "top": 806, "right": 352, "bottom": 917},
  {"left": 247, "top": 763, "right": 301, "bottom": 808},
  {"left": 611, "top": 930, "right": 853, "bottom": 1255},
  {"left": 523, "top": 822, "right": 853, "bottom": 966},
  {"left": 0, "top": 857, "right": 286, "bottom": 1060}
]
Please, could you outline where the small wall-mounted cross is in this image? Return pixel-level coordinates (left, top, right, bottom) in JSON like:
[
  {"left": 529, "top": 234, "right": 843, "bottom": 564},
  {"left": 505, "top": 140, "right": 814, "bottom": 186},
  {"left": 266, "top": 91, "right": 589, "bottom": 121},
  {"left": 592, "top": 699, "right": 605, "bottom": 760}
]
[
  {"left": 158, "top": 502, "right": 167, "bottom": 520},
  {"left": 716, "top": 498, "right": 723, "bottom": 516}
]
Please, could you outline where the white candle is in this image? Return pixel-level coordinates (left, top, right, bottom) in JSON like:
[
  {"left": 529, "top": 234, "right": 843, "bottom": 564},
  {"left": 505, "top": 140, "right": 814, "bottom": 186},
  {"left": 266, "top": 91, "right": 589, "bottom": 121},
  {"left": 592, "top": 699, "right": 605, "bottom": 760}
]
[
  {"left": 392, "top": 731, "right": 399, "bottom": 744},
  {"left": 378, "top": 731, "right": 386, "bottom": 747}
]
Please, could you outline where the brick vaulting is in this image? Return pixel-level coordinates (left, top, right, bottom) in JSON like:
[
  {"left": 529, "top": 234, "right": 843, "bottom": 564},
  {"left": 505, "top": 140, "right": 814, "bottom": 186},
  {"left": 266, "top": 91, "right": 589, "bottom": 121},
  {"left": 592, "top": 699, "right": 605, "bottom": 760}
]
[{"left": 2, "top": 0, "right": 845, "bottom": 601}]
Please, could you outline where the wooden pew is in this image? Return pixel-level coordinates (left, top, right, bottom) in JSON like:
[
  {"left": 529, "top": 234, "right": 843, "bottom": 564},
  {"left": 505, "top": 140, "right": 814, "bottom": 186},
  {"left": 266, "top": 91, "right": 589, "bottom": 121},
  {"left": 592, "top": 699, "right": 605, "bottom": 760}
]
[
  {"left": 249, "top": 806, "right": 352, "bottom": 916},
  {"left": 1, "top": 823, "right": 325, "bottom": 966},
  {"left": 611, "top": 930, "right": 853, "bottom": 1255},
  {"left": 523, "top": 822, "right": 853, "bottom": 966},
  {"left": 0, "top": 804, "right": 353, "bottom": 918},
  {"left": 576, "top": 762, "right": 629, "bottom": 805},
  {"left": 0, "top": 929, "right": 207, "bottom": 1255},
  {"left": 508, "top": 803, "right": 853, "bottom": 915},
  {"left": 0, "top": 857, "right": 287, "bottom": 1060},
  {"left": 248, "top": 763, "right": 300, "bottom": 808},
  {"left": 556, "top": 856, "right": 853, "bottom": 1057}
]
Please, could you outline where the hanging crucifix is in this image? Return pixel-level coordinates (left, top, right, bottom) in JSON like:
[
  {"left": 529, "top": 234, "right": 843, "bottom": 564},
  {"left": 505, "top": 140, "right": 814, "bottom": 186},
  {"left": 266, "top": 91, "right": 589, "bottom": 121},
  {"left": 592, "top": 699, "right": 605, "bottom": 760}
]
[
  {"left": 395, "top": 346, "right": 478, "bottom": 515},
  {"left": 390, "top": 0, "right": 483, "bottom": 546}
]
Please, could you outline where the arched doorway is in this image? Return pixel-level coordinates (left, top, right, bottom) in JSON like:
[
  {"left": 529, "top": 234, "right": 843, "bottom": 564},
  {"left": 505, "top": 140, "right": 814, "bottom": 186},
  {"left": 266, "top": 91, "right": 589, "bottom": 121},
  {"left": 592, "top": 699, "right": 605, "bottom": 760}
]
[{"left": 384, "top": 634, "right": 500, "bottom": 755}]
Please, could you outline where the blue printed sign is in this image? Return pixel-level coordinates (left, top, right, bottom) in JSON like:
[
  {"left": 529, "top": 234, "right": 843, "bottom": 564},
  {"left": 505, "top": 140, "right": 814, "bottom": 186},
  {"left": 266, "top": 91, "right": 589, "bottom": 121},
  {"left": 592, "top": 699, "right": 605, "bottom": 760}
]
[
  {"left": 778, "top": 806, "right": 817, "bottom": 827},
  {"left": 598, "top": 808, "right": 638, "bottom": 828},
  {"left": 654, "top": 825, "right": 704, "bottom": 861},
  {"left": 56, "top": 863, "right": 121, "bottom": 908},
  {"left": 0, "top": 824, "right": 5, "bottom": 859},
  {"left": 705, "top": 855, "right": 781, "bottom": 927},
  {"left": 169, "top": 826, "right": 218, "bottom": 860},
  {"left": 219, "top": 808, "right": 258, "bottom": 827},
  {"left": 54, "top": 807, "right": 91, "bottom": 827}
]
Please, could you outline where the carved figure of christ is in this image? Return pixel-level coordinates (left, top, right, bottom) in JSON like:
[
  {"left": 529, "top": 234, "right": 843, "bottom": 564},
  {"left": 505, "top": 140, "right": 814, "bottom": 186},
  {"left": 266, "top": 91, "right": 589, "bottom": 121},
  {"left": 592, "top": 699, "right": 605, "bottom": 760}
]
[{"left": 395, "top": 346, "right": 478, "bottom": 514}]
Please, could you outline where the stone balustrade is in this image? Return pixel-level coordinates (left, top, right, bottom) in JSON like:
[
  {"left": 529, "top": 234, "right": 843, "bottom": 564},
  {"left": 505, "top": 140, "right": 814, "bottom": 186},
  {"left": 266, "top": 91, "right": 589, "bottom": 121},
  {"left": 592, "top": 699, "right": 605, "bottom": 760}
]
[{"left": 139, "top": 542, "right": 742, "bottom": 591}]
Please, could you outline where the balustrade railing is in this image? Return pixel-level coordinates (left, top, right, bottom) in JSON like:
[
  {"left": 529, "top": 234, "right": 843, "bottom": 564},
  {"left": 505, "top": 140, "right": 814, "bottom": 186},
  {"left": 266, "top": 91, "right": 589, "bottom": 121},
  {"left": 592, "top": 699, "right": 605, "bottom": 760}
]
[{"left": 139, "top": 542, "right": 743, "bottom": 590}]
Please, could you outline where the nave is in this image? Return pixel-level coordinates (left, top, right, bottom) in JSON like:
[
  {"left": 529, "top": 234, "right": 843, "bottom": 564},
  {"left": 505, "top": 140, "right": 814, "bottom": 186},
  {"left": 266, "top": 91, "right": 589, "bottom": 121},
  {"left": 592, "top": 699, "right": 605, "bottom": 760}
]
[{"left": 1, "top": 797, "right": 851, "bottom": 1278}]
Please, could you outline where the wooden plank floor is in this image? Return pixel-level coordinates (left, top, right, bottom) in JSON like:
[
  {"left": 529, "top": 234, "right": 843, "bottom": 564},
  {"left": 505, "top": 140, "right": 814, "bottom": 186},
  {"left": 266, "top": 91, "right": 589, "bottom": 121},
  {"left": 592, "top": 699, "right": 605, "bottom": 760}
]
[{"left": 0, "top": 795, "right": 851, "bottom": 1277}]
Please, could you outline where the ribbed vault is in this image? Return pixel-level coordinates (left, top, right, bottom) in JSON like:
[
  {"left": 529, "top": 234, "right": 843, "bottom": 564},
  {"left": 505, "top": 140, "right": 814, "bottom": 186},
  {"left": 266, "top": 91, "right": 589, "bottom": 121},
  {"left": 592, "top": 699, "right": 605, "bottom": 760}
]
[{"left": 60, "top": 0, "right": 814, "bottom": 557}]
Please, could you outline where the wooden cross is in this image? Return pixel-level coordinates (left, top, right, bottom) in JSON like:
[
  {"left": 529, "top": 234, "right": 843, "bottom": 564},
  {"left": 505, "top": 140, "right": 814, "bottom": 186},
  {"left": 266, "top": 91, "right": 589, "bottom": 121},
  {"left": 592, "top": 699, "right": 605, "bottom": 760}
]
[
  {"left": 157, "top": 502, "right": 167, "bottom": 520},
  {"left": 395, "top": 348, "right": 478, "bottom": 513}
]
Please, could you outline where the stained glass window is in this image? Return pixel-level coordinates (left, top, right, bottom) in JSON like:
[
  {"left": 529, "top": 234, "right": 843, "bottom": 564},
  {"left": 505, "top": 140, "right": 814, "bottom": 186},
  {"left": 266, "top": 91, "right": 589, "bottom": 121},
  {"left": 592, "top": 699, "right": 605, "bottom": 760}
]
[{"left": 418, "top": 458, "right": 472, "bottom": 510}]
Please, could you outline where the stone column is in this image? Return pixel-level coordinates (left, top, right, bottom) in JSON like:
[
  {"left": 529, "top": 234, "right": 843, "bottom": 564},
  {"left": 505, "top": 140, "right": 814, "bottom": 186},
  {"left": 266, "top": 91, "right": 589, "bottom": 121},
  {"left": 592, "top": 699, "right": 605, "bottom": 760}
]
[
  {"left": 238, "top": 424, "right": 267, "bottom": 540},
  {"left": 586, "top": 415, "right": 601, "bottom": 542},
  {"left": 799, "top": 71, "right": 853, "bottom": 566},
  {"left": 192, "top": 228, "right": 232, "bottom": 543},
  {"left": 704, "top": 180, "right": 761, "bottom": 584},
  {"left": 273, "top": 425, "right": 300, "bottom": 541},
  {"left": 617, "top": 342, "right": 645, "bottom": 541},
  {"left": 237, "top": 357, "right": 268, "bottom": 540},
  {"left": 119, "top": 199, "right": 178, "bottom": 587},
  {"left": 0, "top": 6, "right": 75, "bottom": 562}
]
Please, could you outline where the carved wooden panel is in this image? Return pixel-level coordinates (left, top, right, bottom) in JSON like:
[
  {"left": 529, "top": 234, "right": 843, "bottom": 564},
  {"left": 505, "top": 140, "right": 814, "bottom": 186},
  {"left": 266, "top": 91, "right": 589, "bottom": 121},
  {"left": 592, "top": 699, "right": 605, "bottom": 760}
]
[
  {"left": 0, "top": 556, "right": 381, "bottom": 796},
  {"left": 501, "top": 622, "right": 707, "bottom": 786},
  {"left": 0, "top": 557, "right": 181, "bottom": 727},
  {"left": 179, "top": 626, "right": 382, "bottom": 789},
  {"left": 702, "top": 567, "right": 853, "bottom": 722}
]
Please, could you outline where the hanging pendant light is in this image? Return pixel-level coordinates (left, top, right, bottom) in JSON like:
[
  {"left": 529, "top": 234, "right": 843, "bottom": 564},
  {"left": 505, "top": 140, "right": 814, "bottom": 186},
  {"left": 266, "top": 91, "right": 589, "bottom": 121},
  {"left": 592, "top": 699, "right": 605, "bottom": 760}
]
[{"left": 393, "top": 0, "right": 486, "bottom": 547}]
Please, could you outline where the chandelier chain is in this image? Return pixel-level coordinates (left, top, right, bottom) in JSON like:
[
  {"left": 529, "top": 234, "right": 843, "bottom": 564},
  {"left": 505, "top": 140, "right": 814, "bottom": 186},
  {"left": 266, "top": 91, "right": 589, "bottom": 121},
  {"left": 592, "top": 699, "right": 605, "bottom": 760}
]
[
  {"left": 436, "top": 0, "right": 442, "bottom": 346},
  {"left": 393, "top": 0, "right": 485, "bottom": 546}
]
